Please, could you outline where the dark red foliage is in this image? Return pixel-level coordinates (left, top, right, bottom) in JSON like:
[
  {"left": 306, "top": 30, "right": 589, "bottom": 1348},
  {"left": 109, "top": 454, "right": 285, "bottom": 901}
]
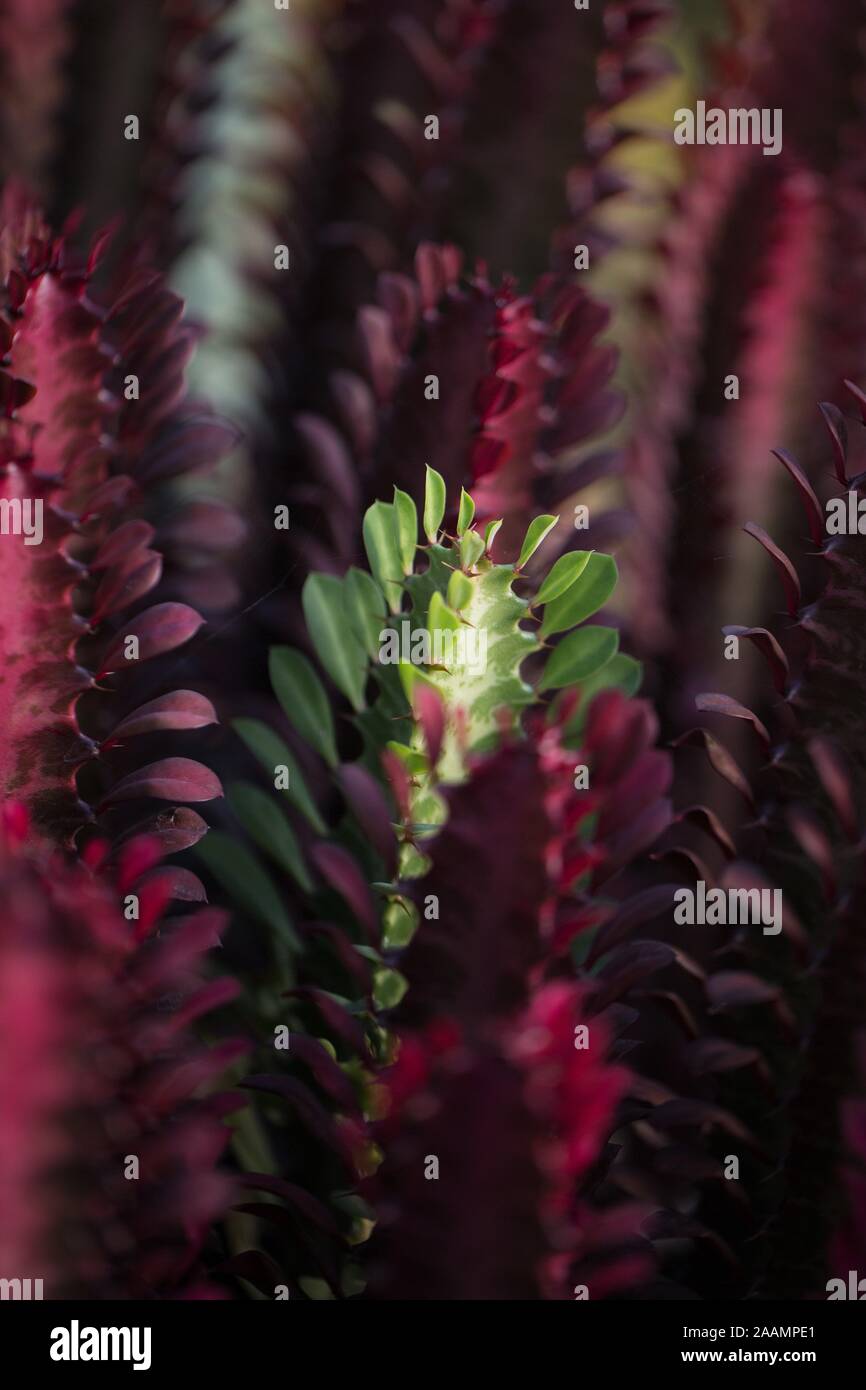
[
  {"left": 0, "top": 185, "right": 232, "bottom": 847},
  {"left": 0, "top": 805, "right": 243, "bottom": 1298}
]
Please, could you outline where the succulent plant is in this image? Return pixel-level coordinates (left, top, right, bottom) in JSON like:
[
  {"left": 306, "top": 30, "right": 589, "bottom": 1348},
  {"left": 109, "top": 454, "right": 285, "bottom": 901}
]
[
  {"left": 3, "top": 0, "right": 866, "bottom": 1310},
  {"left": 0, "top": 804, "right": 242, "bottom": 1298},
  {"left": 0, "top": 185, "right": 235, "bottom": 853},
  {"left": 199, "top": 475, "right": 682, "bottom": 1297}
]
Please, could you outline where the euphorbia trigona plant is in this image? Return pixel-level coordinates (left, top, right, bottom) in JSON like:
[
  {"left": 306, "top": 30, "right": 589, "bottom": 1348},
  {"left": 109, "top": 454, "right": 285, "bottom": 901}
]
[
  {"left": 0, "top": 185, "right": 232, "bottom": 854},
  {"left": 0, "top": 804, "right": 243, "bottom": 1298},
  {"left": 201, "top": 474, "right": 678, "bottom": 1298},
  {"left": 3, "top": 0, "right": 866, "bottom": 1311}
]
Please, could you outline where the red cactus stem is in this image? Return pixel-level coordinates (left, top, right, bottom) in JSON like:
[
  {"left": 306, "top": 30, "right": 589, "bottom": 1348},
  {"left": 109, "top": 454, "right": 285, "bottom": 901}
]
[
  {"left": 0, "top": 185, "right": 228, "bottom": 847},
  {"left": 0, "top": 804, "right": 244, "bottom": 1298}
]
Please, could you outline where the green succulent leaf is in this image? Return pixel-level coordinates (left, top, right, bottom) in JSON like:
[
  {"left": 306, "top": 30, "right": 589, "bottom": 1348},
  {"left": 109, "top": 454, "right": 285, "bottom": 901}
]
[
  {"left": 428, "top": 590, "right": 461, "bottom": 634},
  {"left": 459, "top": 530, "right": 486, "bottom": 570},
  {"left": 535, "top": 550, "right": 593, "bottom": 606},
  {"left": 228, "top": 781, "right": 314, "bottom": 893},
  {"left": 343, "top": 567, "right": 386, "bottom": 659},
  {"left": 456, "top": 487, "right": 475, "bottom": 536},
  {"left": 363, "top": 501, "right": 404, "bottom": 613},
  {"left": 539, "top": 625, "right": 619, "bottom": 691},
  {"left": 540, "top": 552, "right": 618, "bottom": 637},
  {"left": 582, "top": 651, "right": 642, "bottom": 701},
  {"left": 233, "top": 716, "right": 327, "bottom": 833},
  {"left": 517, "top": 514, "right": 558, "bottom": 569},
  {"left": 393, "top": 488, "right": 418, "bottom": 573},
  {"left": 446, "top": 569, "right": 473, "bottom": 611},
  {"left": 423, "top": 465, "right": 447, "bottom": 543},
  {"left": 372, "top": 966, "right": 409, "bottom": 1011},
  {"left": 483, "top": 518, "right": 503, "bottom": 553},
  {"left": 382, "top": 897, "right": 418, "bottom": 949},
  {"left": 302, "top": 573, "right": 368, "bottom": 711},
  {"left": 196, "top": 830, "right": 300, "bottom": 950},
  {"left": 269, "top": 647, "right": 338, "bottom": 767}
]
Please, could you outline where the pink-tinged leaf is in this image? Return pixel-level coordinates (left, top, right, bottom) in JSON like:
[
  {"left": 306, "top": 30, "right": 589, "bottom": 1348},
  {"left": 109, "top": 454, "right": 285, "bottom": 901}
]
[
  {"left": 676, "top": 805, "right": 737, "bottom": 860},
  {"left": 284, "top": 987, "right": 369, "bottom": 1055},
  {"left": 743, "top": 523, "right": 801, "bottom": 617},
  {"left": 133, "top": 415, "right": 242, "bottom": 485},
  {"left": 587, "top": 886, "right": 679, "bottom": 965},
  {"left": 79, "top": 475, "right": 138, "bottom": 519},
  {"left": 81, "top": 837, "right": 110, "bottom": 871},
  {"left": 412, "top": 681, "right": 445, "bottom": 767},
  {"left": 588, "top": 940, "right": 675, "bottom": 1014},
  {"left": 381, "top": 748, "right": 412, "bottom": 823},
  {"left": 695, "top": 693, "right": 770, "bottom": 749},
  {"left": 707, "top": 972, "right": 779, "bottom": 1010},
  {"left": 651, "top": 847, "right": 716, "bottom": 885},
  {"left": 113, "top": 806, "right": 210, "bottom": 855},
  {"left": 672, "top": 728, "right": 754, "bottom": 808},
  {"left": 844, "top": 379, "right": 866, "bottom": 426},
  {"left": 415, "top": 241, "right": 451, "bottom": 312},
  {"left": 772, "top": 447, "right": 824, "bottom": 545},
  {"left": 159, "top": 500, "right": 247, "bottom": 553},
  {"left": 722, "top": 625, "right": 789, "bottom": 694},
  {"left": 115, "top": 834, "right": 163, "bottom": 892},
  {"left": 134, "top": 873, "right": 174, "bottom": 939},
  {"left": 378, "top": 271, "right": 420, "bottom": 353},
  {"left": 87, "top": 221, "right": 119, "bottom": 275},
  {"left": 91, "top": 519, "right": 156, "bottom": 569},
  {"left": 649, "top": 1100, "right": 759, "bottom": 1148},
  {"left": 786, "top": 807, "right": 836, "bottom": 897},
  {"left": 99, "top": 757, "right": 223, "bottom": 807},
  {"left": 640, "top": 989, "right": 701, "bottom": 1039},
  {"left": 140, "top": 1039, "right": 251, "bottom": 1113},
  {"left": 686, "top": 1038, "right": 762, "bottom": 1076},
  {"left": 137, "top": 865, "right": 209, "bottom": 904},
  {"left": 243, "top": 1075, "right": 354, "bottom": 1161},
  {"left": 336, "top": 764, "right": 397, "bottom": 876},
  {"left": 808, "top": 736, "right": 858, "bottom": 842},
  {"left": 331, "top": 368, "right": 377, "bottom": 457},
  {"left": 584, "top": 690, "right": 659, "bottom": 784},
  {"left": 597, "top": 796, "right": 673, "bottom": 882},
  {"left": 300, "top": 922, "right": 374, "bottom": 994},
  {"left": 97, "top": 603, "right": 204, "bottom": 675},
  {"left": 104, "top": 691, "right": 218, "bottom": 745},
  {"left": 294, "top": 414, "right": 362, "bottom": 517},
  {"left": 358, "top": 305, "right": 402, "bottom": 401},
  {"left": 91, "top": 550, "right": 162, "bottom": 621},
  {"left": 310, "top": 842, "right": 380, "bottom": 944},
  {"left": 238, "top": 1175, "right": 342, "bottom": 1236},
  {"left": 274, "top": 1034, "right": 361, "bottom": 1115},
  {"left": 818, "top": 401, "right": 849, "bottom": 486},
  {"left": 136, "top": 910, "right": 228, "bottom": 991},
  {"left": 718, "top": 862, "right": 808, "bottom": 956},
  {"left": 154, "top": 978, "right": 240, "bottom": 1037}
]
